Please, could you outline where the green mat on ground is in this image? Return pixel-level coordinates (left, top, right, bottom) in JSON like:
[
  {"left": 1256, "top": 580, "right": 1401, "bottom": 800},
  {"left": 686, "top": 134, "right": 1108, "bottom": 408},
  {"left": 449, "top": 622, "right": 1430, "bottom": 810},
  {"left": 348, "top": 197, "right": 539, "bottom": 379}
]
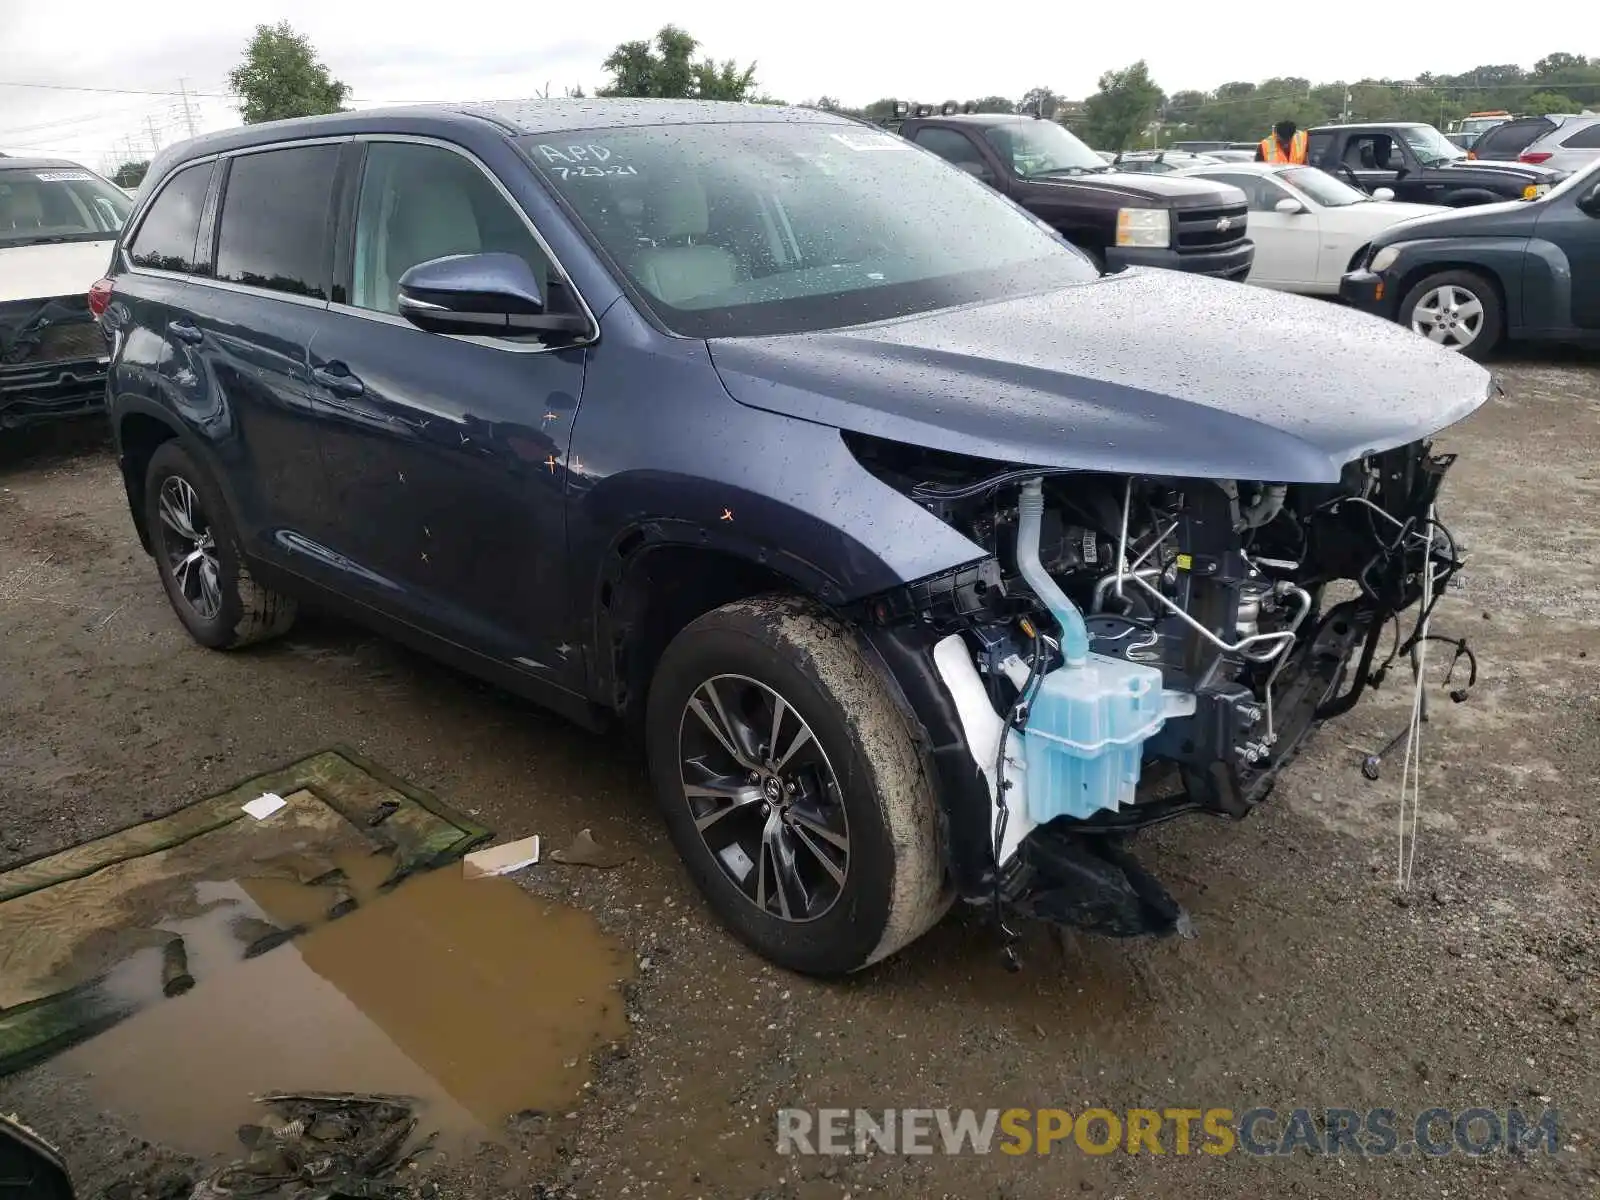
[{"left": 0, "top": 747, "right": 491, "bottom": 1077}]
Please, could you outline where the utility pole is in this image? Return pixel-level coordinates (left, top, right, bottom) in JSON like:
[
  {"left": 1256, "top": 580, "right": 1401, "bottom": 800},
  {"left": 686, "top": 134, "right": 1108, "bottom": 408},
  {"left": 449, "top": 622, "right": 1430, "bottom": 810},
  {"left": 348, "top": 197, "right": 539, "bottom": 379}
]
[
  {"left": 146, "top": 116, "right": 162, "bottom": 157},
  {"left": 178, "top": 78, "right": 199, "bottom": 138}
]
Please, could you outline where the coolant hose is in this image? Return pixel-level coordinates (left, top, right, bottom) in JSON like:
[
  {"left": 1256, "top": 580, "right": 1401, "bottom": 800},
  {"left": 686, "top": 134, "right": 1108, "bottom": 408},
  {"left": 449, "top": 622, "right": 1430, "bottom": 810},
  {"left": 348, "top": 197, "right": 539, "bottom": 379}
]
[{"left": 1017, "top": 478, "right": 1089, "bottom": 667}]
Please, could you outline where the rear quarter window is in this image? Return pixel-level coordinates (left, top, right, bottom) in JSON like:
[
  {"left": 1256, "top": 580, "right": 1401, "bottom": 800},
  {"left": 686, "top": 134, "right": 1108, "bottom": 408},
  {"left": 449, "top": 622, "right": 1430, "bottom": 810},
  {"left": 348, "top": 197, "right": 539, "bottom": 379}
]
[
  {"left": 1561, "top": 122, "right": 1600, "bottom": 149},
  {"left": 127, "top": 161, "right": 214, "bottom": 274},
  {"left": 215, "top": 145, "right": 340, "bottom": 299}
]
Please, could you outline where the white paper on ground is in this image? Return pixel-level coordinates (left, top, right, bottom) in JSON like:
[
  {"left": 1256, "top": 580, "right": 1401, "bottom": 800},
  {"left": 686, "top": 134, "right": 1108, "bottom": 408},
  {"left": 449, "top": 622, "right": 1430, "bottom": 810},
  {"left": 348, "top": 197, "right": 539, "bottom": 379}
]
[
  {"left": 463, "top": 835, "right": 542, "bottom": 878},
  {"left": 242, "top": 792, "right": 288, "bottom": 820}
]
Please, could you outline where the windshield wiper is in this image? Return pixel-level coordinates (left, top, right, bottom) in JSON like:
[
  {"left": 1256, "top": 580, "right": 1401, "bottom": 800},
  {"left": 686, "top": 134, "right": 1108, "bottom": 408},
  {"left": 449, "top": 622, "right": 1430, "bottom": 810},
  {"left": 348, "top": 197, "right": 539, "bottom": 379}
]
[
  {"left": 1033, "top": 166, "right": 1107, "bottom": 177},
  {"left": 5, "top": 233, "right": 112, "bottom": 247}
]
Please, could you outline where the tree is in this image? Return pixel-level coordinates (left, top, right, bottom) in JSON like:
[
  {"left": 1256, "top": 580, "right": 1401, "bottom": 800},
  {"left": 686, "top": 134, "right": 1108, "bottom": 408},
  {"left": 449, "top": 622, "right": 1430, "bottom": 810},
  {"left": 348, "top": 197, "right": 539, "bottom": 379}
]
[
  {"left": 111, "top": 160, "right": 148, "bottom": 189},
  {"left": 968, "top": 95, "right": 1016, "bottom": 114},
  {"left": 228, "top": 21, "right": 348, "bottom": 125},
  {"left": 1019, "top": 86, "right": 1060, "bottom": 118},
  {"left": 600, "top": 25, "right": 757, "bottom": 101},
  {"left": 1524, "top": 90, "right": 1579, "bottom": 115},
  {"left": 1533, "top": 52, "right": 1589, "bottom": 79},
  {"left": 1084, "top": 61, "right": 1163, "bottom": 151}
]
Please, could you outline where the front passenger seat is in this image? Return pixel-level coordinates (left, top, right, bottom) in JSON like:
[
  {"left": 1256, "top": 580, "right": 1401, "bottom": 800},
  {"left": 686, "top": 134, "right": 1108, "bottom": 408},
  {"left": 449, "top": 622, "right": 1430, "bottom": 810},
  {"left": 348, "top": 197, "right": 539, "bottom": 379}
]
[
  {"left": 631, "top": 177, "right": 739, "bottom": 306},
  {"left": 378, "top": 180, "right": 484, "bottom": 312}
]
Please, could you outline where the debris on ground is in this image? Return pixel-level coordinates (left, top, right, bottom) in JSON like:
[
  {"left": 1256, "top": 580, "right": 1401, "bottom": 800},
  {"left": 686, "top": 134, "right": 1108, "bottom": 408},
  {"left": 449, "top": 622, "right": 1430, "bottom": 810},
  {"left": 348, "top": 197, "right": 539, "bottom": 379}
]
[
  {"left": 546, "top": 830, "right": 631, "bottom": 870},
  {"left": 462, "top": 836, "right": 542, "bottom": 879},
  {"left": 187, "top": 1092, "right": 432, "bottom": 1199}
]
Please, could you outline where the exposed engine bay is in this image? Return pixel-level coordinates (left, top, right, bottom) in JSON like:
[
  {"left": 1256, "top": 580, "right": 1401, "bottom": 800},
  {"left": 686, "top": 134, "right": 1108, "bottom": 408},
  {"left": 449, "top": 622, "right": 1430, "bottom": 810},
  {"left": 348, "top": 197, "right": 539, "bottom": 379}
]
[{"left": 853, "top": 434, "right": 1474, "bottom": 954}]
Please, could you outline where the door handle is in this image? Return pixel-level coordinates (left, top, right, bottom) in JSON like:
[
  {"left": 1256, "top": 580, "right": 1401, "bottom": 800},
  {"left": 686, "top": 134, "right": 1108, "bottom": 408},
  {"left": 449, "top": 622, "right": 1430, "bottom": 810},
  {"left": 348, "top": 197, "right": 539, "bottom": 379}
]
[
  {"left": 167, "top": 319, "right": 204, "bottom": 346},
  {"left": 311, "top": 362, "right": 366, "bottom": 398}
]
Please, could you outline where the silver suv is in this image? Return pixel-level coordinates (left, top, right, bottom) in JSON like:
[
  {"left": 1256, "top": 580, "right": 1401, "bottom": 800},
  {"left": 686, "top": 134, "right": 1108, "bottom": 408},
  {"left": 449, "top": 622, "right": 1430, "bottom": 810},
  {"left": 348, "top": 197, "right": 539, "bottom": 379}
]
[
  {"left": 1518, "top": 115, "right": 1600, "bottom": 172},
  {"left": 1471, "top": 113, "right": 1600, "bottom": 172}
]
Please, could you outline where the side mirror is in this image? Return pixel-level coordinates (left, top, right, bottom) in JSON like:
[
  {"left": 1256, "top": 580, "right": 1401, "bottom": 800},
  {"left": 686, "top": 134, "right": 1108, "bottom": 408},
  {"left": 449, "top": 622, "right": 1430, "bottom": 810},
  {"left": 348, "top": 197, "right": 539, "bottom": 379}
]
[
  {"left": 957, "top": 161, "right": 996, "bottom": 184},
  {"left": 1580, "top": 182, "right": 1600, "bottom": 215},
  {"left": 1372, "top": 187, "right": 1396, "bottom": 202},
  {"left": 0, "top": 1115, "right": 75, "bottom": 1200},
  {"left": 397, "top": 253, "right": 589, "bottom": 339},
  {"left": 1274, "top": 197, "right": 1306, "bottom": 214}
]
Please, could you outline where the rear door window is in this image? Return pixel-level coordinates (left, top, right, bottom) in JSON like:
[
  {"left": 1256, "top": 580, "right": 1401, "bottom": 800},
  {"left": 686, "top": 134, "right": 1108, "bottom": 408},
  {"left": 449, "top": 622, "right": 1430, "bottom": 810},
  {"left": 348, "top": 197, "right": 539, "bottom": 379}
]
[
  {"left": 215, "top": 145, "right": 340, "bottom": 299},
  {"left": 1306, "top": 131, "right": 1336, "bottom": 167},
  {"left": 127, "top": 162, "right": 214, "bottom": 274},
  {"left": 912, "top": 127, "right": 991, "bottom": 176}
]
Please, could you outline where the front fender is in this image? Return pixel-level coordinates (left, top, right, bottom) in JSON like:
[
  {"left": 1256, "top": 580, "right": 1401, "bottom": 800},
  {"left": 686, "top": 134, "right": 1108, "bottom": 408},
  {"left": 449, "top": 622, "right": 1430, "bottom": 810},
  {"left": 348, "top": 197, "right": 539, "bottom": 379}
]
[
  {"left": 566, "top": 303, "right": 987, "bottom": 664},
  {"left": 1385, "top": 236, "right": 1530, "bottom": 323}
]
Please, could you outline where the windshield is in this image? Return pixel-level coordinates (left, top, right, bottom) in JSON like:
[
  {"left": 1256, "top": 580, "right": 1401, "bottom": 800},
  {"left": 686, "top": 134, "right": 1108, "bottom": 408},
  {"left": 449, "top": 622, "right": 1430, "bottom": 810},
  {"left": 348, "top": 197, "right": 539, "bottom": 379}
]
[
  {"left": 980, "top": 121, "right": 1108, "bottom": 178},
  {"left": 1395, "top": 126, "right": 1466, "bottom": 166},
  {"left": 521, "top": 123, "right": 1095, "bottom": 338},
  {"left": 1278, "top": 166, "right": 1369, "bottom": 207},
  {"left": 0, "top": 167, "right": 131, "bottom": 247}
]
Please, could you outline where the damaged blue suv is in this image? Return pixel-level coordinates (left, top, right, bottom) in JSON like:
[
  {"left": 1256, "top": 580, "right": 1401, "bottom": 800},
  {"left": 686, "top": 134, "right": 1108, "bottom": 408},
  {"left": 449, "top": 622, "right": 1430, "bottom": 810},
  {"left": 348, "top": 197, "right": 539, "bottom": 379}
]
[{"left": 99, "top": 101, "right": 1492, "bottom": 974}]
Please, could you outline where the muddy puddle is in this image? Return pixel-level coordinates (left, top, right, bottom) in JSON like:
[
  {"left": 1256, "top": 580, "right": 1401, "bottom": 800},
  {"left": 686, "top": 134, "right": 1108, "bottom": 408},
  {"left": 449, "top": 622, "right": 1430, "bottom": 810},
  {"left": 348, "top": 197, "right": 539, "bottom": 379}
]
[{"left": 55, "top": 848, "right": 631, "bottom": 1160}]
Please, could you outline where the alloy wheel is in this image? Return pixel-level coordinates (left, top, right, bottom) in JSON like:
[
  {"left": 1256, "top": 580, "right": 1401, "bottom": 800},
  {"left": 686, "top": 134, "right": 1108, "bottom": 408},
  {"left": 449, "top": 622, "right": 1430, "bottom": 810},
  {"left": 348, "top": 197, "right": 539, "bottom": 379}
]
[
  {"left": 1410, "top": 285, "right": 1484, "bottom": 350},
  {"left": 156, "top": 476, "right": 222, "bottom": 620},
  {"left": 677, "top": 674, "right": 850, "bottom": 922}
]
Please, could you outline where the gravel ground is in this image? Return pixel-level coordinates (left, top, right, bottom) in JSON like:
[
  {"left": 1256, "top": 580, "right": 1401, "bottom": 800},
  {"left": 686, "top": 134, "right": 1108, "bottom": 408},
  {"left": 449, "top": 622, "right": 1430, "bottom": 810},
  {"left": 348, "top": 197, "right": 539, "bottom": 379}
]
[{"left": 1, "top": 350, "right": 1596, "bottom": 1199}]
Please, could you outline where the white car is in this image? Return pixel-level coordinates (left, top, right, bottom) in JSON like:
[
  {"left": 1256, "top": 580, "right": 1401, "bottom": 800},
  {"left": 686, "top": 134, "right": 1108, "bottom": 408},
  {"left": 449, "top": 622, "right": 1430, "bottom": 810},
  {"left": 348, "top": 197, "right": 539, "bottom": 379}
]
[
  {"left": 1, "top": 157, "right": 130, "bottom": 430},
  {"left": 1174, "top": 162, "right": 1445, "bottom": 295}
]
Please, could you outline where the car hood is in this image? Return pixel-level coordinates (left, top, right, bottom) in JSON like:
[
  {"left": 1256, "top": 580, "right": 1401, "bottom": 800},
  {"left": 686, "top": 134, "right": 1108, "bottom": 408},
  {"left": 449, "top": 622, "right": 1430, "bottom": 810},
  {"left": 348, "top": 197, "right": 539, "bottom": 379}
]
[
  {"left": 1438, "top": 158, "right": 1565, "bottom": 183},
  {"left": 1038, "top": 171, "right": 1240, "bottom": 208},
  {"left": 708, "top": 270, "right": 1493, "bottom": 484},
  {"left": 0, "top": 240, "right": 114, "bottom": 303},
  {"left": 1370, "top": 197, "right": 1539, "bottom": 244}
]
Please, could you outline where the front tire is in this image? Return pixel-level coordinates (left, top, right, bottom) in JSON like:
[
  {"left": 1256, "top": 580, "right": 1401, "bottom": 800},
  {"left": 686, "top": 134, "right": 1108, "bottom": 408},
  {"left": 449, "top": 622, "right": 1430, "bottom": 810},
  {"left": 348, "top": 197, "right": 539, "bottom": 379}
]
[
  {"left": 144, "top": 440, "right": 297, "bottom": 649},
  {"left": 1398, "top": 269, "right": 1503, "bottom": 360},
  {"left": 645, "top": 597, "right": 948, "bottom": 974}
]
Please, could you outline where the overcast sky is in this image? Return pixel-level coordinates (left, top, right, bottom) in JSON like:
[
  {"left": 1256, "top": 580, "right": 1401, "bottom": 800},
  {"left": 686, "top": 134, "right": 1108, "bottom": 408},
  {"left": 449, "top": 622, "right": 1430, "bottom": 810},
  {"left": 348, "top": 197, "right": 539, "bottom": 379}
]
[{"left": 0, "top": 0, "right": 1582, "bottom": 169}]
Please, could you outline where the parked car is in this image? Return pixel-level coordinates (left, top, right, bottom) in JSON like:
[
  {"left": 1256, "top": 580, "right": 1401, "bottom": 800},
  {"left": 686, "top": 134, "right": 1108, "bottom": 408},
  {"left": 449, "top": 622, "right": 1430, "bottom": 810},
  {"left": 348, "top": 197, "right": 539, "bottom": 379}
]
[
  {"left": 1500, "top": 114, "right": 1600, "bottom": 173},
  {"left": 1307, "top": 121, "right": 1567, "bottom": 205},
  {"left": 100, "top": 100, "right": 1489, "bottom": 974},
  {"left": 1175, "top": 163, "right": 1443, "bottom": 294},
  {"left": 1467, "top": 113, "right": 1598, "bottom": 168},
  {"left": 1449, "top": 111, "right": 1512, "bottom": 145},
  {"left": 1110, "top": 150, "right": 1223, "bottom": 173},
  {"left": 1, "top": 157, "right": 130, "bottom": 430},
  {"left": 890, "top": 111, "right": 1253, "bottom": 279},
  {"left": 1341, "top": 157, "right": 1600, "bottom": 359}
]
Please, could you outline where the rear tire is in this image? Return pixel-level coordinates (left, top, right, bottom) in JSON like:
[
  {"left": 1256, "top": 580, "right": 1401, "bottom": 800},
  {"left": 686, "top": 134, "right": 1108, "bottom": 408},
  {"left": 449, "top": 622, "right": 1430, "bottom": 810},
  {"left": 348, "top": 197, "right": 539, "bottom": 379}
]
[
  {"left": 144, "top": 440, "right": 296, "bottom": 649},
  {"left": 1398, "top": 269, "right": 1503, "bottom": 361},
  {"left": 645, "top": 596, "right": 948, "bottom": 974}
]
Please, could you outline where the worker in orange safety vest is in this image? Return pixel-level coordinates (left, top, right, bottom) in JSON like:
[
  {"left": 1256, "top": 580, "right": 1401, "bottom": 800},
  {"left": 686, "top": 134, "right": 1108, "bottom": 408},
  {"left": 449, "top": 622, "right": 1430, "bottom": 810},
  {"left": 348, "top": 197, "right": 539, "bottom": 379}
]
[{"left": 1257, "top": 120, "right": 1309, "bottom": 164}]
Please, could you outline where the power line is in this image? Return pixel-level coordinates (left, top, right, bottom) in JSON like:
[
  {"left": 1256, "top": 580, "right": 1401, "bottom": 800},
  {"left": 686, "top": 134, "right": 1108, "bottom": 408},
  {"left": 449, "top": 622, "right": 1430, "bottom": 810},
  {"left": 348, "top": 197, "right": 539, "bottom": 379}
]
[
  {"left": 0, "top": 101, "right": 163, "bottom": 140},
  {"left": 0, "top": 79, "right": 234, "bottom": 98}
]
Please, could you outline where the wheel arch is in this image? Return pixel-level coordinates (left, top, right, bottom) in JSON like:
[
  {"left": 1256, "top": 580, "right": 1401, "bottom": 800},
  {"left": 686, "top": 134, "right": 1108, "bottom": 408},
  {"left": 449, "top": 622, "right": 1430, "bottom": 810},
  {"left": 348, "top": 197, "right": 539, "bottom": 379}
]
[
  {"left": 594, "top": 529, "right": 825, "bottom": 736},
  {"left": 114, "top": 404, "right": 185, "bottom": 554},
  {"left": 1394, "top": 259, "right": 1508, "bottom": 321},
  {"left": 1440, "top": 188, "right": 1502, "bottom": 207}
]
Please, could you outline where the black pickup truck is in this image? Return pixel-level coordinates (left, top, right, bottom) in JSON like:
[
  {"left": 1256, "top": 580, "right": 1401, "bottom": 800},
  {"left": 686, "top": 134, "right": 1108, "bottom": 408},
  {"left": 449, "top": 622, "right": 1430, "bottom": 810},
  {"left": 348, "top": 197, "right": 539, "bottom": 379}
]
[
  {"left": 893, "top": 111, "right": 1253, "bottom": 280},
  {"left": 1307, "top": 122, "right": 1568, "bottom": 206}
]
